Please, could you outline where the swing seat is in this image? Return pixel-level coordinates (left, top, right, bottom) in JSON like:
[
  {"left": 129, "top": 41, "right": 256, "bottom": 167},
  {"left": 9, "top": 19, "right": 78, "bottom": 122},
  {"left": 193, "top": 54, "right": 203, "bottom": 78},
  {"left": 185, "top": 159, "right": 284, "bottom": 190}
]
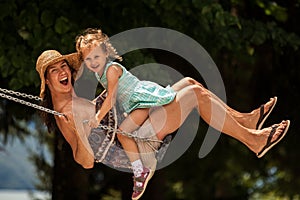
[{"left": 88, "top": 91, "right": 174, "bottom": 170}]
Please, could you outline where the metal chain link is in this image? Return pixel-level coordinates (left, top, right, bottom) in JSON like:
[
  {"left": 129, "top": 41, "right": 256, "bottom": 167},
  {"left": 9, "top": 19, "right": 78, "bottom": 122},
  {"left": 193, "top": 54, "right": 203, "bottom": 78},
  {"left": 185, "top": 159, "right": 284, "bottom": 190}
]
[
  {"left": 0, "top": 89, "right": 128, "bottom": 134},
  {"left": 83, "top": 120, "right": 161, "bottom": 142},
  {"left": 0, "top": 88, "right": 162, "bottom": 143},
  {"left": 0, "top": 92, "right": 64, "bottom": 116},
  {"left": 0, "top": 87, "right": 41, "bottom": 101},
  {"left": 98, "top": 124, "right": 144, "bottom": 140},
  {"left": 101, "top": 123, "right": 163, "bottom": 147}
]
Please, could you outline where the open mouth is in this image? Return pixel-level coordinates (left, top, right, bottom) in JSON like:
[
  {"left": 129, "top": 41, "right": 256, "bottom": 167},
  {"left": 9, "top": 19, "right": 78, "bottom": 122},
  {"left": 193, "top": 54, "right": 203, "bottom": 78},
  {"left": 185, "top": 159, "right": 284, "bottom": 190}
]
[
  {"left": 60, "top": 77, "right": 69, "bottom": 85},
  {"left": 91, "top": 65, "right": 99, "bottom": 69}
]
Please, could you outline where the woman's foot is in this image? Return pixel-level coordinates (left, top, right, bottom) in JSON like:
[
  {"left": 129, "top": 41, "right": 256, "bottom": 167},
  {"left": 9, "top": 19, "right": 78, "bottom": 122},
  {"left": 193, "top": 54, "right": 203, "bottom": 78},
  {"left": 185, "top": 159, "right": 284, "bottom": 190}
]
[
  {"left": 251, "top": 120, "right": 290, "bottom": 158},
  {"left": 240, "top": 97, "right": 277, "bottom": 129},
  {"left": 255, "top": 96, "right": 278, "bottom": 129}
]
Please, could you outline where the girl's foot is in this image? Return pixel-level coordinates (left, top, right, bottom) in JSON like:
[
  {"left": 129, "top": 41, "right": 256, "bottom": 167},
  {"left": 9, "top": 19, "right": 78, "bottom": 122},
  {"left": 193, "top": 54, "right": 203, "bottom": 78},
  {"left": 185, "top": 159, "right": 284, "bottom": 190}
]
[{"left": 132, "top": 167, "right": 154, "bottom": 200}]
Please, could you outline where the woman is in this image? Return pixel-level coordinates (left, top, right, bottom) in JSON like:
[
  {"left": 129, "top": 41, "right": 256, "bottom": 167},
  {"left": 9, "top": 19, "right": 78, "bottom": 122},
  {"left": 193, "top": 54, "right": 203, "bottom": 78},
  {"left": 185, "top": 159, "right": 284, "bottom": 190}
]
[{"left": 36, "top": 50, "right": 290, "bottom": 200}]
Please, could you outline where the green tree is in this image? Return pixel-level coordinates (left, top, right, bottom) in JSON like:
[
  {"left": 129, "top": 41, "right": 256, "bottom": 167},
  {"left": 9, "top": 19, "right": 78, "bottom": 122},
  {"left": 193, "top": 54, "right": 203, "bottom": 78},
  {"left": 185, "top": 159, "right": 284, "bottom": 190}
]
[{"left": 1, "top": 0, "right": 300, "bottom": 199}]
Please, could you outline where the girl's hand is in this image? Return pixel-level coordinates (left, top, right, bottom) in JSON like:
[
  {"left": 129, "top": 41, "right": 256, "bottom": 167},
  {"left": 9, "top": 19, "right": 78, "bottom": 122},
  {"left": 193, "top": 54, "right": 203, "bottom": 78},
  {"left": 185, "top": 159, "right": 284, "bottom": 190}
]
[{"left": 88, "top": 116, "right": 100, "bottom": 128}]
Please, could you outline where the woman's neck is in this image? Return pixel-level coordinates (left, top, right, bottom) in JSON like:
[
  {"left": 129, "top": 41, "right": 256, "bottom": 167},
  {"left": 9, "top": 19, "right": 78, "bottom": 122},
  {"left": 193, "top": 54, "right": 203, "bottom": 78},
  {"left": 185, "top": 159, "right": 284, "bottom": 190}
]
[{"left": 51, "top": 91, "right": 75, "bottom": 112}]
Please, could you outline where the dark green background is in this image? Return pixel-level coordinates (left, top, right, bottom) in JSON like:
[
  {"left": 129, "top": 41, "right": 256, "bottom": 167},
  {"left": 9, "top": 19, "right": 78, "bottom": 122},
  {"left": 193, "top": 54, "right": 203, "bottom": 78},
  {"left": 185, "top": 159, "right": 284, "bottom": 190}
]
[{"left": 1, "top": 0, "right": 300, "bottom": 199}]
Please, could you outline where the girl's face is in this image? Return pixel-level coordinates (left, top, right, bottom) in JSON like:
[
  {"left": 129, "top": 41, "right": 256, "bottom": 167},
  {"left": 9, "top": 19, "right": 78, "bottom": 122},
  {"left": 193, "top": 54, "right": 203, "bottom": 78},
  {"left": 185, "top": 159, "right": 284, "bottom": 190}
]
[
  {"left": 82, "top": 44, "right": 108, "bottom": 73},
  {"left": 46, "top": 60, "right": 72, "bottom": 96}
]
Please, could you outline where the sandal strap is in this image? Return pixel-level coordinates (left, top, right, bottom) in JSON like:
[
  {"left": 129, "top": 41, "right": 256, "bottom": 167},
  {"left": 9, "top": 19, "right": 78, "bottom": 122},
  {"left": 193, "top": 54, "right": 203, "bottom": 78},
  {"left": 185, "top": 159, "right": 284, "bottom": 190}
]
[
  {"left": 257, "top": 125, "right": 279, "bottom": 156},
  {"left": 134, "top": 176, "right": 146, "bottom": 182},
  {"left": 133, "top": 185, "right": 144, "bottom": 192}
]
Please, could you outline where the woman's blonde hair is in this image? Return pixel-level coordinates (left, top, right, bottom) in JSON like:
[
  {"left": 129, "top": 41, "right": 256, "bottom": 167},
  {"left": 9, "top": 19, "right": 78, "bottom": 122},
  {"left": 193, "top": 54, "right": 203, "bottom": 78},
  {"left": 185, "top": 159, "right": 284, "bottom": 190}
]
[{"left": 75, "top": 28, "right": 122, "bottom": 62}]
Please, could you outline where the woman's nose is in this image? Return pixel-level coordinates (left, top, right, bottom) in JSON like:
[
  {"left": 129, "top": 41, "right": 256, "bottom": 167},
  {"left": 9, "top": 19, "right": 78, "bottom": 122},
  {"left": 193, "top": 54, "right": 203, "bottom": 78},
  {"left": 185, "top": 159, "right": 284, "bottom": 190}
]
[{"left": 60, "top": 68, "right": 68, "bottom": 75}]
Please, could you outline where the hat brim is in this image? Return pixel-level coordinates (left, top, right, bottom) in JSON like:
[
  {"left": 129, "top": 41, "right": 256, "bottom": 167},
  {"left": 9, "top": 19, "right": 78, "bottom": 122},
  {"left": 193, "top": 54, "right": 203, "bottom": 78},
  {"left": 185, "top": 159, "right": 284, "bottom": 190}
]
[
  {"left": 65, "top": 52, "right": 84, "bottom": 81},
  {"left": 65, "top": 52, "right": 82, "bottom": 71}
]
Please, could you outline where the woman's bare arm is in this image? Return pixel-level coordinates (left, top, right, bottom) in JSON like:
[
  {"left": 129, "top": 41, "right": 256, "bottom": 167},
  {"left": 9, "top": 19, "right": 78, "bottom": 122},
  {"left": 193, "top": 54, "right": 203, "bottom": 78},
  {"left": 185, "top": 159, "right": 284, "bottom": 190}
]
[{"left": 55, "top": 111, "right": 95, "bottom": 169}]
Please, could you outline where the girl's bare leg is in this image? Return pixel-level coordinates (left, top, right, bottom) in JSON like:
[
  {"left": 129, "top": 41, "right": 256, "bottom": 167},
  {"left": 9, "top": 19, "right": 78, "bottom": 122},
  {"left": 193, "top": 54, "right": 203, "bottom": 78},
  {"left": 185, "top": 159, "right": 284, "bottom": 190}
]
[
  {"left": 171, "top": 77, "right": 276, "bottom": 129},
  {"left": 117, "top": 108, "right": 150, "bottom": 162},
  {"left": 150, "top": 84, "right": 288, "bottom": 154}
]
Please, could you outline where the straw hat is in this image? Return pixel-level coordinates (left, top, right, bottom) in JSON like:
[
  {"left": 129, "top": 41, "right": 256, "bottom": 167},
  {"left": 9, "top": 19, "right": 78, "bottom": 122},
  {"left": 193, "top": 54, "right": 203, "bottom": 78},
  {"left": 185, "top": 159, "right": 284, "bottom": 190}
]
[{"left": 36, "top": 50, "right": 82, "bottom": 99}]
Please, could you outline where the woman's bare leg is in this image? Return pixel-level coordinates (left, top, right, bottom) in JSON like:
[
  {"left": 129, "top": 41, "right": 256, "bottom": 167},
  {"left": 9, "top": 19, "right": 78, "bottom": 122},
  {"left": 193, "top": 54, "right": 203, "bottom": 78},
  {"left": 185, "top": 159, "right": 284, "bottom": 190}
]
[
  {"left": 171, "top": 77, "right": 276, "bottom": 129},
  {"left": 150, "top": 84, "right": 288, "bottom": 154}
]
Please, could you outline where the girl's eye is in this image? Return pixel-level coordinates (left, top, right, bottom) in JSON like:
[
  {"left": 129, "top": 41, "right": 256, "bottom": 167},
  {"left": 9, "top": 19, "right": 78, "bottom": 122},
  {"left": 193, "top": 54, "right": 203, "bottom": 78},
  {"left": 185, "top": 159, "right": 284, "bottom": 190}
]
[{"left": 84, "top": 59, "right": 91, "bottom": 65}]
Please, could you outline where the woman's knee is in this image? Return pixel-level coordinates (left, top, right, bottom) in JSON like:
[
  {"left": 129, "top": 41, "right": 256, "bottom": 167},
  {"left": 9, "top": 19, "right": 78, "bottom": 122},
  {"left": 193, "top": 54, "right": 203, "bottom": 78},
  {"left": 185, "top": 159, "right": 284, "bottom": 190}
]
[
  {"left": 190, "top": 85, "right": 211, "bottom": 101},
  {"left": 182, "top": 77, "right": 204, "bottom": 88},
  {"left": 176, "top": 85, "right": 210, "bottom": 109},
  {"left": 182, "top": 77, "right": 195, "bottom": 85}
]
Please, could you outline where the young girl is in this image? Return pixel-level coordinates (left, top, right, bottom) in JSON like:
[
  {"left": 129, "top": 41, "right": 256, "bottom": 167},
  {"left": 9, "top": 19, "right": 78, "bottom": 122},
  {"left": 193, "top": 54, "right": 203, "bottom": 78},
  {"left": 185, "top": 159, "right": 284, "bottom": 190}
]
[
  {"left": 75, "top": 28, "right": 176, "bottom": 200},
  {"left": 74, "top": 28, "right": 288, "bottom": 200}
]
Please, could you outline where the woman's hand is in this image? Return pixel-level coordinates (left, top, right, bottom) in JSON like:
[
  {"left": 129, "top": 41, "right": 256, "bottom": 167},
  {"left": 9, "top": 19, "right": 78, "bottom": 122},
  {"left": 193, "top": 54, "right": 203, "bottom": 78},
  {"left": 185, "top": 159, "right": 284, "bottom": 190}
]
[
  {"left": 57, "top": 112, "right": 72, "bottom": 125},
  {"left": 88, "top": 115, "right": 100, "bottom": 128}
]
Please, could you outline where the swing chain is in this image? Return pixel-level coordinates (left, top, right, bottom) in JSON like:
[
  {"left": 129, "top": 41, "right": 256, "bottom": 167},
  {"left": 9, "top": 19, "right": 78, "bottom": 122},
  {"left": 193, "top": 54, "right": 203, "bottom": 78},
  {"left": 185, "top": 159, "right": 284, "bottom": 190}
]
[
  {"left": 84, "top": 120, "right": 162, "bottom": 143},
  {"left": 0, "top": 88, "right": 139, "bottom": 137},
  {"left": 100, "top": 124, "right": 163, "bottom": 144},
  {"left": 0, "top": 89, "right": 143, "bottom": 139},
  {"left": 0, "top": 87, "right": 162, "bottom": 142},
  {"left": 98, "top": 124, "right": 140, "bottom": 140},
  {"left": 0, "top": 91, "right": 64, "bottom": 116},
  {"left": 0, "top": 87, "right": 41, "bottom": 101}
]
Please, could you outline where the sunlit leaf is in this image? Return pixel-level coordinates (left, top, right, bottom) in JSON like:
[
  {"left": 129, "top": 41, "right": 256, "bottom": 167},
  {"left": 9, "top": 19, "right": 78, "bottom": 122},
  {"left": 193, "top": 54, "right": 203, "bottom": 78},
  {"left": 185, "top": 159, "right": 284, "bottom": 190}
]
[
  {"left": 54, "top": 16, "right": 70, "bottom": 34},
  {"left": 41, "top": 10, "right": 54, "bottom": 28}
]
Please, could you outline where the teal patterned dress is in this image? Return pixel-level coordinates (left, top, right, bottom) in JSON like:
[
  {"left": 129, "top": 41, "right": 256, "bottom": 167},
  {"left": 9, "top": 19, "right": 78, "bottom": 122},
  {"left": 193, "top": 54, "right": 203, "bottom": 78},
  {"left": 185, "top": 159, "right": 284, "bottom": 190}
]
[{"left": 95, "top": 61, "right": 176, "bottom": 114}]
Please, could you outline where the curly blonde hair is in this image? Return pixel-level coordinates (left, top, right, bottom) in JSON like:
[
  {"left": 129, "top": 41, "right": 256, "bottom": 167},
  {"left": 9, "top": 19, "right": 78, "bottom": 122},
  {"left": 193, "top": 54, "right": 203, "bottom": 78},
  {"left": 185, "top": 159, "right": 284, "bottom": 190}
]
[{"left": 75, "top": 28, "right": 122, "bottom": 62}]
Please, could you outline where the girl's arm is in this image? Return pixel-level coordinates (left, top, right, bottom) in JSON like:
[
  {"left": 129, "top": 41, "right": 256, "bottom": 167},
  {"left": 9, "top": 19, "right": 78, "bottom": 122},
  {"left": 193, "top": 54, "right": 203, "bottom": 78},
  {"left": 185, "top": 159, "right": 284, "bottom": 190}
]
[{"left": 89, "top": 64, "right": 122, "bottom": 127}]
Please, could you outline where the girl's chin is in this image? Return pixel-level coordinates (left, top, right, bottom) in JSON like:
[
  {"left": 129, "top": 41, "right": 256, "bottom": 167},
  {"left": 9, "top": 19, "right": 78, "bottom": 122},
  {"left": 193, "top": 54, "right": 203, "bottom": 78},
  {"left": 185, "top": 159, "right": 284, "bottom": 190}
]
[{"left": 88, "top": 66, "right": 102, "bottom": 73}]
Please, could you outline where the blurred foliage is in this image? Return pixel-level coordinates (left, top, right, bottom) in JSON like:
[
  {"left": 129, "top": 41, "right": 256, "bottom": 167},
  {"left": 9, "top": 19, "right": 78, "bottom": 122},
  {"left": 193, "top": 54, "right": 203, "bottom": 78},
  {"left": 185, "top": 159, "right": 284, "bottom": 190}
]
[{"left": 1, "top": 0, "right": 300, "bottom": 199}]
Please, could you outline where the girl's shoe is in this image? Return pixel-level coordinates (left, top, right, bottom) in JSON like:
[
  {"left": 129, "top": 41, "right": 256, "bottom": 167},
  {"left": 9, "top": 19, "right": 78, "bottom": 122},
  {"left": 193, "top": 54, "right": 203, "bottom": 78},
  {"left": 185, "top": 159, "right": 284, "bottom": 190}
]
[{"left": 132, "top": 167, "right": 154, "bottom": 200}]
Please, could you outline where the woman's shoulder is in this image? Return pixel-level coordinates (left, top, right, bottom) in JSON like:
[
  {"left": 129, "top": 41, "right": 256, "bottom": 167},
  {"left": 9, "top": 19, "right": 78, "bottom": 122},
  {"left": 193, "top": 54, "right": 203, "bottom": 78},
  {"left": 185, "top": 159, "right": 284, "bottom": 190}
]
[{"left": 73, "top": 97, "right": 95, "bottom": 110}]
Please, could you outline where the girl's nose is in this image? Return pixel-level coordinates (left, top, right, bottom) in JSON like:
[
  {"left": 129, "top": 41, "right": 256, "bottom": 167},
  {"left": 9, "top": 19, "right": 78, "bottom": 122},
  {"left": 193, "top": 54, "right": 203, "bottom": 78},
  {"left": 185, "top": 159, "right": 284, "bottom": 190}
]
[{"left": 91, "top": 59, "right": 97, "bottom": 67}]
